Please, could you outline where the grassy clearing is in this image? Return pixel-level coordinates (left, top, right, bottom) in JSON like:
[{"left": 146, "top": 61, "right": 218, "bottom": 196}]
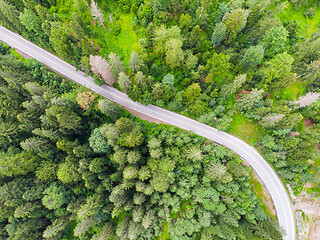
[
  {"left": 279, "top": 4, "right": 320, "bottom": 39},
  {"left": 314, "top": 157, "right": 320, "bottom": 168},
  {"left": 98, "top": 13, "right": 143, "bottom": 64},
  {"left": 272, "top": 81, "right": 305, "bottom": 101},
  {"left": 249, "top": 170, "right": 277, "bottom": 219},
  {"left": 228, "top": 113, "right": 263, "bottom": 145}
]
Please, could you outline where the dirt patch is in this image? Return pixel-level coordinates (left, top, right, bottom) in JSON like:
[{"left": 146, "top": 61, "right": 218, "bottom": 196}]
[
  {"left": 235, "top": 89, "right": 250, "bottom": 100},
  {"left": 304, "top": 118, "right": 314, "bottom": 129},
  {"left": 16, "top": 49, "right": 31, "bottom": 59},
  {"left": 293, "top": 183, "right": 320, "bottom": 240}
]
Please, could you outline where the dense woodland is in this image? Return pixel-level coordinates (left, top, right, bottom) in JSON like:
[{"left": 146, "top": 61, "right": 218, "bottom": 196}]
[
  {"left": 0, "top": 0, "right": 320, "bottom": 239},
  {"left": 0, "top": 47, "right": 283, "bottom": 239}
]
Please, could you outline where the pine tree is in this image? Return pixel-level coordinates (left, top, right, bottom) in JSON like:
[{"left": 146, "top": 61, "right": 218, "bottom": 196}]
[
  {"left": 235, "top": 88, "right": 264, "bottom": 112},
  {"left": 205, "top": 162, "right": 227, "bottom": 181},
  {"left": 221, "top": 74, "right": 246, "bottom": 98},
  {"left": 43, "top": 219, "right": 68, "bottom": 239},
  {"left": 134, "top": 71, "right": 146, "bottom": 85},
  {"left": 129, "top": 51, "right": 144, "bottom": 72},
  {"left": 77, "top": 195, "right": 102, "bottom": 220},
  {"left": 108, "top": 52, "right": 125, "bottom": 79},
  {"left": 123, "top": 165, "right": 139, "bottom": 180},
  {"left": 118, "top": 71, "right": 131, "bottom": 92},
  {"left": 116, "top": 217, "right": 129, "bottom": 238},
  {"left": 185, "top": 146, "right": 202, "bottom": 162},
  {"left": 139, "top": 166, "right": 151, "bottom": 181},
  {"left": 128, "top": 221, "right": 141, "bottom": 240},
  {"left": 74, "top": 216, "right": 98, "bottom": 236},
  {"left": 20, "top": 137, "right": 49, "bottom": 153},
  {"left": 98, "top": 99, "right": 120, "bottom": 120},
  {"left": 142, "top": 210, "right": 154, "bottom": 229},
  {"left": 127, "top": 150, "right": 141, "bottom": 164},
  {"left": 211, "top": 22, "right": 227, "bottom": 47},
  {"left": 132, "top": 206, "right": 144, "bottom": 222},
  {"left": 260, "top": 114, "right": 285, "bottom": 128},
  {"left": 109, "top": 186, "right": 126, "bottom": 207},
  {"left": 91, "top": 223, "right": 114, "bottom": 240},
  {"left": 133, "top": 193, "right": 146, "bottom": 205}
]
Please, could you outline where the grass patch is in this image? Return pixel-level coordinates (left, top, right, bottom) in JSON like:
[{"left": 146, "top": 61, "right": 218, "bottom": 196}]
[
  {"left": 228, "top": 113, "right": 263, "bottom": 145},
  {"left": 279, "top": 4, "right": 320, "bottom": 39},
  {"left": 99, "top": 13, "right": 143, "bottom": 64},
  {"left": 249, "top": 170, "right": 276, "bottom": 219},
  {"left": 314, "top": 157, "right": 320, "bottom": 168},
  {"left": 271, "top": 81, "right": 305, "bottom": 101}
]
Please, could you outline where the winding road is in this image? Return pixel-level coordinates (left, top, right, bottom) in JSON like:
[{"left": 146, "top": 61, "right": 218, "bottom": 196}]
[{"left": 0, "top": 25, "right": 295, "bottom": 240}]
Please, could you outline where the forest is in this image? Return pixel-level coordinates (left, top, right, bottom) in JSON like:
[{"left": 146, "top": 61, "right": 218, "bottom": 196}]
[{"left": 0, "top": 0, "right": 320, "bottom": 239}]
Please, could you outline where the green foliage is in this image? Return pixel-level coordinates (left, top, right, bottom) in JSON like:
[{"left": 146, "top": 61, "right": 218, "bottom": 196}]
[
  {"left": 0, "top": 151, "right": 40, "bottom": 177},
  {"left": 184, "top": 83, "right": 201, "bottom": 103},
  {"left": 93, "top": 73, "right": 105, "bottom": 86},
  {"left": 42, "top": 182, "right": 67, "bottom": 210},
  {"left": 260, "top": 52, "right": 294, "bottom": 86},
  {"left": 206, "top": 52, "right": 231, "bottom": 79},
  {"left": 263, "top": 26, "right": 288, "bottom": 56},
  {"left": 57, "top": 157, "right": 81, "bottom": 184},
  {"left": 89, "top": 128, "right": 111, "bottom": 154},
  {"left": 36, "top": 161, "right": 57, "bottom": 181},
  {"left": 242, "top": 45, "right": 264, "bottom": 69},
  {"left": 211, "top": 22, "right": 227, "bottom": 47}
]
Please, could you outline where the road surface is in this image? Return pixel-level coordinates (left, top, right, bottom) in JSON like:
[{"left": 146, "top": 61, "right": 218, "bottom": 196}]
[{"left": 0, "top": 25, "right": 295, "bottom": 240}]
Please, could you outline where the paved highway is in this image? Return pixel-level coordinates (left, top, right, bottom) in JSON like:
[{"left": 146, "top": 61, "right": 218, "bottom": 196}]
[{"left": 0, "top": 25, "right": 295, "bottom": 240}]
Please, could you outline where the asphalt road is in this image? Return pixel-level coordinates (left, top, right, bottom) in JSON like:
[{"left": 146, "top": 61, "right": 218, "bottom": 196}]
[{"left": 0, "top": 25, "right": 295, "bottom": 240}]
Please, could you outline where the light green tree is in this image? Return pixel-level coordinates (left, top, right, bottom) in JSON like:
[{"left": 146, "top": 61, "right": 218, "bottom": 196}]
[
  {"left": 263, "top": 26, "right": 288, "bottom": 56},
  {"left": 57, "top": 158, "right": 81, "bottom": 184},
  {"left": 184, "top": 83, "right": 201, "bottom": 103},
  {"left": 235, "top": 88, "right": 264, "bottom": 112},
  {"left": 211, "top": 22, "right": 227, "bottom": 47},
  {"left": 260, "top": 52, "right": 294, "bottom": 85},
  {"left": 108, "top": 52, "right": 125, "bottom": 79},
  {"left": 42, "top": 183, "right": 67, "bottom": 210},
  {"left": 43, "top": 219, "right": 68, "bottom": 239},
  {"left": 129, "top": 51, "right": 144, "bottom": 72},
  {"left": 221, "top": 74, "right": 247, "bottom": 98},
  {"left": 165, "top": 38, "right": 184, "bottom": 69}
]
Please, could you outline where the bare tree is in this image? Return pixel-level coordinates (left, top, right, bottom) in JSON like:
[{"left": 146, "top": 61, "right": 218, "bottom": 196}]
[
  {"left": 289, "top": 92, "right": 320, "bottom": 109},
  {"left": 90, "top": 55, "right": 115, "bottom": 85},
  {"left": 90, "top": 0, "right": 106, "bottom": 32}
]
